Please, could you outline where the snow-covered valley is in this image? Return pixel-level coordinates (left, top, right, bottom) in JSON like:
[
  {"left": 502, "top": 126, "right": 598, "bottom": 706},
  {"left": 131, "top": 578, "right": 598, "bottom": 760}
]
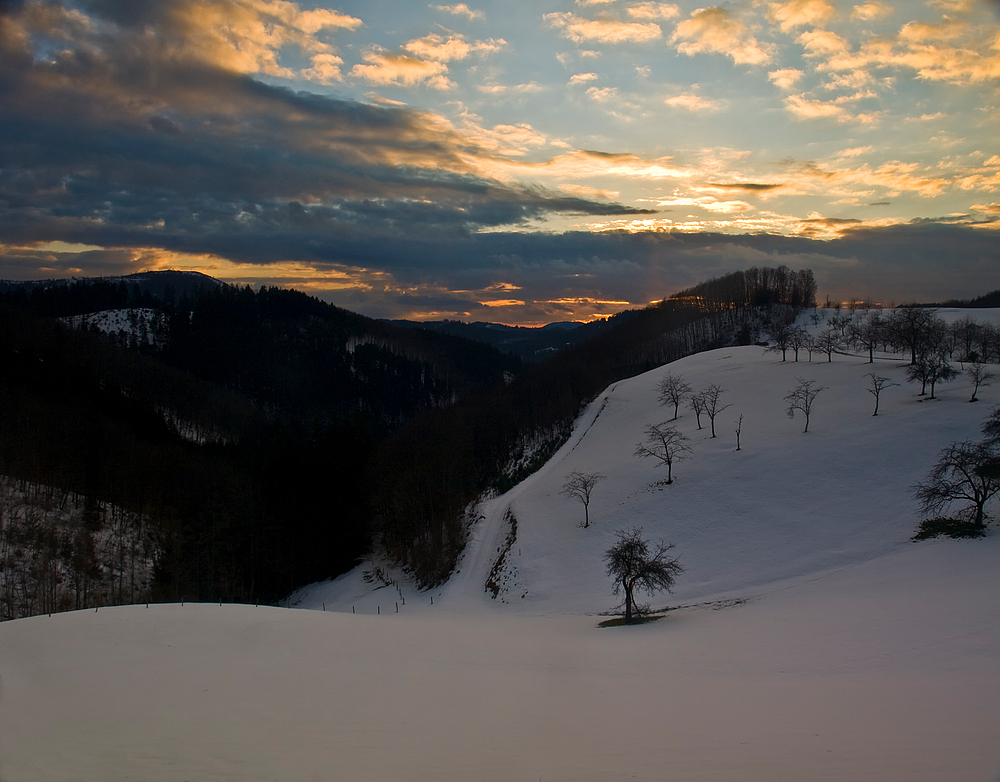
[{"left": 2, "top": 310, "right": 999, "bottom": 781}]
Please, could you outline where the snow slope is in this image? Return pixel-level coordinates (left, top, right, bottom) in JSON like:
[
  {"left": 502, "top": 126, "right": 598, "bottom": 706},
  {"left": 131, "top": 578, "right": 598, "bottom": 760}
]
[
  {"left": 300, "top": 310, "right": 1000, "bottom": 619},
  {"left": 2, "top": 309, "right": 1000, "bottom": 781}
]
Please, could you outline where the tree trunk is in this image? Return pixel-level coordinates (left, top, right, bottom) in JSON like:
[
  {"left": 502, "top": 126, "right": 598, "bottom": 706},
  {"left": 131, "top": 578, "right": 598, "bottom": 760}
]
[{"left": 975, "top": 502, "right": 986, "bottom": 530}]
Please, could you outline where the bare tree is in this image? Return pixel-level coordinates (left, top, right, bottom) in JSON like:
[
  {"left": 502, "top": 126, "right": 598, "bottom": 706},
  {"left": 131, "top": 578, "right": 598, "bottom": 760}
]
[
  {"left": 951, "top": 315, "right": 981, "bottom": 362},
  {"left": 560, "top": 471, "right": 605, "bottom": 528},
  {"left": 634, "top": 422, "right": 692, "bottom": 484},
  {"left": 688, "top": 392, "right": 705, "bottom": 430},
  {"left": 889, "top": 306, "right": 941, "bottom": 365},
  {"left": 914, "top": 440, "right": 1000, "bottom": 532},
  {"left": 768, "top": 324, "right": 792, "bottom": 361},
  {"left": 604, "top": 527, "right": 683, "bottom": 625},
  {"left": 785, "top": 377, "right": 823, "bottom": 433},
  {"left": 828, "top": 311, "right": 851, "bottom": 336},
  {"left": 734, "top": 414, "right": 744, "bottom": 451},
  {"left": 850, "top": 312, "right": 884, "bottom": 364},
  {"left": 967, "top": 362, "right": 995, "bottom": 403},
  {"left": 803, "top": 333, "right": 818, "bottom": 362},
  {"left": 657, "top": 373, "right": 692, "bottom": 421},
  {"left": 866, "top": 372, "right": 899, "bottom": 416},
  {"left": 788, "top": 326, "right": 809, "bottom": 362},
  {"left": 906, "top": 352, "right": 958, "bottom": 399},
  {"left": 701, "top": 384, "right": 731, "bottom": 438},
  {"left": 814, "top": 328, "right": 841, "bottom": 362}
]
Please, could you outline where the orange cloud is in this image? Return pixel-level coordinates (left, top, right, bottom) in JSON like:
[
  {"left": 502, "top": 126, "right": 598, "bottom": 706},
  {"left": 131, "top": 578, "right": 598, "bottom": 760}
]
[
  {"left": 796, "top": 9, "right": 1000, "bottom": 85},
  {"left": 627, "top": 3, "right": 681, "bottom": 21},
  {"left": 898, "top": 17, "right": 968, "bottom": 42},
  {"left": 301, "top": 53, "right": 345, "bottom": 84},
  {"left": 167, "top": 0, "right": 362, "bottom": 80},
  {"left": 402, "top": 33, "right": 505, "bottom": 61},
  {"left": 768, "top": 0, "right": 837, "bottom": 32},
  {"left": 350, "top": 50, "right": 454, "bottom": 89},
  {"left": 851, "top": 2, "right": 892, "bottom": 21},
  {"left": 586, "top": 86, "right": 620, "bottom": 101},
  {"left": 544, "top": 12, "right": 663, "bottom": 43},
  {"left": 431, "top": 4, "right": 485, "bottom": 20},
  {"left": 559, "top": 184, "right": 621, "bottom": 199},
  {"left": 797, "top": 28, "right": 851, "bottom": 58},
  {"left": 477, "top": 82, "right": 544, "bottom": 94},
  {"left": 460, "top": 121, "right": 550, "bottom": 157},
  {"left": 664, "top": 93, "right": 721, "bottom": 111},
  {"left": 513, "top": 149, "right": 694, "bottom": 180},
  {"left": 784, "top": 94, "right": 853, "bottom": 121},
  {"left": 827, "top": 160, "right": 951, "bottom": 197},
  {"left": 671, "top": 7, "right": 775, "bottom": 65},
  {"left": 768, "top": 67, "right": 804, "bottom": 89}
]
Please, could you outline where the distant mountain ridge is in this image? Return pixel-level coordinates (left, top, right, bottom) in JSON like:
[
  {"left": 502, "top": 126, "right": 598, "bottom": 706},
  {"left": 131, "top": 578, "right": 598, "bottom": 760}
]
[
  {"left": 389, "top": 317, "right": 623, "bottom": 360},
  {"left": 0, "top": 268, "right": 220, "bottom": 298}
]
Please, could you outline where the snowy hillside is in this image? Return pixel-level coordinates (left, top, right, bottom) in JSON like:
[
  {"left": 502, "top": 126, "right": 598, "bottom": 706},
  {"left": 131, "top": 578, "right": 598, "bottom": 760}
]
[
  {"left": 299, "top": 308, "right": 1000, "bottom": 619},
  {"left": 1, "top": 309, "right": 999, "bottom": 781},
  {"left": 61, "top": 307, "right": 172, "bottom": 348}
]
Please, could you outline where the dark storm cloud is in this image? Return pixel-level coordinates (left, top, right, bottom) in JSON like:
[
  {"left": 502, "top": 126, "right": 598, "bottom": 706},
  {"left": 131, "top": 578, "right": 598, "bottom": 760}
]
[
  {"left": 0, "top": 0, "right": 651, "bottom": 255},
  {"left": 200, "top": 225, "right": 997, "bottom": 303},
  {"left": 282, "top": 223, "right": 998, "bottom": 319}
]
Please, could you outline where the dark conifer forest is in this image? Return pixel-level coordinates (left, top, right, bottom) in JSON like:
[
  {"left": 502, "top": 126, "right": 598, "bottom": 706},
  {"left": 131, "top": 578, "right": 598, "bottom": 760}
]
[
  {"left": 0, "top": 266, "right": 815, "bottom": 609},
  {"left": 0, "top": 274, "right": 518, "bottom": 607}
]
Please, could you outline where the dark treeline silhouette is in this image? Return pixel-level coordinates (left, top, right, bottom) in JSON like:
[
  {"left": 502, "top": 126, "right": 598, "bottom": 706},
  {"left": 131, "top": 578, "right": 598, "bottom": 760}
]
[
  {"left": 377, "top": 266, "right": 817, "bottom": 585},
  {"left": 670, "top": 265, "right": 817, "bottom": 312},
  {"left": 0, "top": 272, "right": 220, "bottom": 318},
  {"left": 943, "top": 289, "right": 1000, "bottom": 309}
]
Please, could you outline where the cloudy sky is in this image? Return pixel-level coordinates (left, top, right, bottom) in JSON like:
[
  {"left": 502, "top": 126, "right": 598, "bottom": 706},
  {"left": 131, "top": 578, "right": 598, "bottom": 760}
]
[{"left": 0, "top": 0, "right": 998, "bottom": 324}]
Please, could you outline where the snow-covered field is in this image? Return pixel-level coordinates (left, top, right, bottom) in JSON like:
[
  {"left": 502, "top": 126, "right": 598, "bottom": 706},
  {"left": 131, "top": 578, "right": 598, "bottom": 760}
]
[{"left": 2, "top": 309, "right": 999, "bottom": 781}]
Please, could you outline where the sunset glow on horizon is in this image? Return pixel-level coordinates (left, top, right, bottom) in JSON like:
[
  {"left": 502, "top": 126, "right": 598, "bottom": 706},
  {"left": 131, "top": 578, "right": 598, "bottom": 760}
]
[{"left": 1, "top": 0, "right": 998, "bottom": 325}]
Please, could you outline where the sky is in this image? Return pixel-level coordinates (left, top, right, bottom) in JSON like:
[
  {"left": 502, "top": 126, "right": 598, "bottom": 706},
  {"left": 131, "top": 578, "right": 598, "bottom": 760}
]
[{"left": 0, "top": 0, "right": 998, "bottom": 324}]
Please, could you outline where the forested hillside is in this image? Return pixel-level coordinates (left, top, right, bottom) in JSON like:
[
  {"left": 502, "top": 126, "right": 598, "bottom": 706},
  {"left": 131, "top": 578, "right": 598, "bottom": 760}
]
[{"left": 0, "top": 275, "right": 518, "bottom": 609}]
